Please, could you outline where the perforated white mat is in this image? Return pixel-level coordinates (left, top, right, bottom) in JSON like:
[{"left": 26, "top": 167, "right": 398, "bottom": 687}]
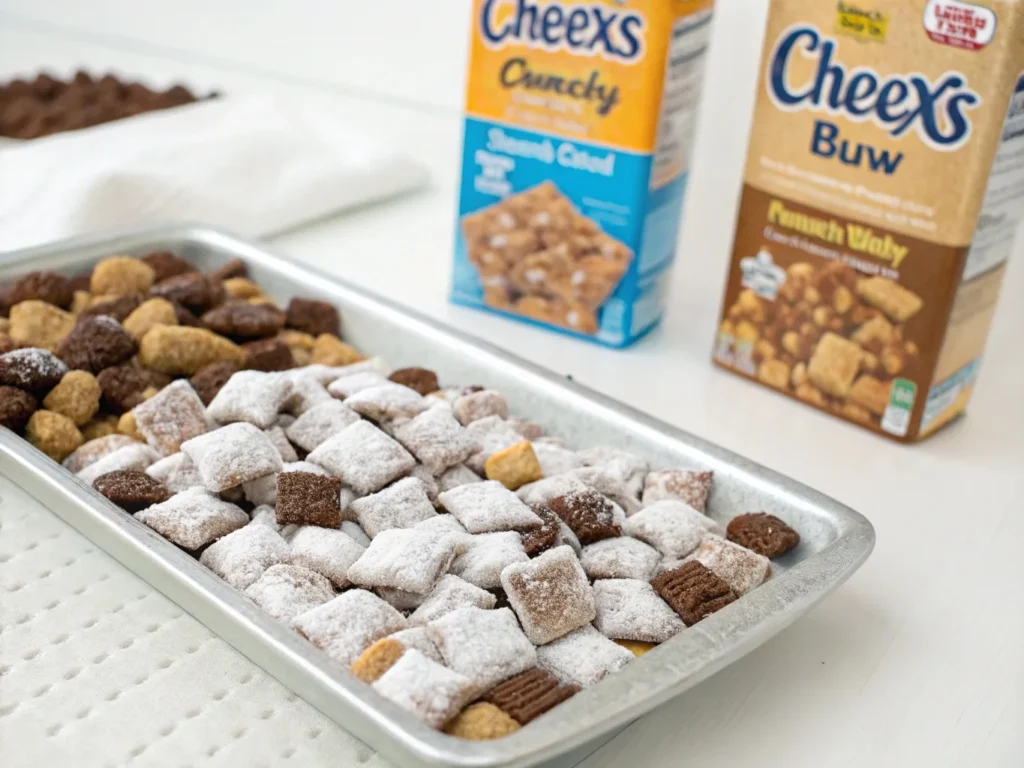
[{"left": 0, "top": 472, "right": 393, "bottom": 768}]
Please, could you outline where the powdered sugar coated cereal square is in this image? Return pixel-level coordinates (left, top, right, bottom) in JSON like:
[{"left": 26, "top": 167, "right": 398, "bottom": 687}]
[
  {"left": 285, "top": 400, "right": 360, "bottom": 451},
  {"left": 372, "top": 649, "right": 475, "bottom": 729},
  {"left": 344, "top": 383, "right": 428, "bottom": 421},
  {"left": 438, "top": 463, "right": 482, "bottom": 492},
  {"left": 146, "top": 452, "right": 204, "bottom": 494},
  {"left": 408, "top": 574, "right": 497, "bottom": 625},
  {"left": 243, "top": 563, "right": 334, "bottom": 624},
  {"left": 289, "top": 525, "right": 366, "bottom": 588},
  {"left": 450, "top": 531, "right": 528, "bottom": 589},
  {"left": 463, "top": 416, "right": 522, "bottom": 474},
  {"left": 349, "top": 476, "right": 437, "bottom": 538},
  {"left": 326, "top": 371, "right": 389, "bottom": 399},
  {"left": 500, "top": 545, "right": 595, "bottom": 645},
  {"left": 293, "top": 588, "right": 408, "bottom": 666},
  {"left": 307, "top": 420, "right": 415, "bottom": 495},
  {"left": 536, "top": 625, "right": 633, "bottom": 688},
  {"left": 133, "top": 380, "right": 211, "bottom": 455},
  {"left": 686, "top": 535, "right": 770, "bottom": 596},
  {"left": 393, "top": 404, "right": 478, "bottom": 473},
  {"left": 264, "top": 425, "right": 299, "bottom": 462},
  {"left": 623, "top": 499, "right": 722, "bottom": 558},
  {"left": 427, "top": 606, "right": 536, "bottom": 695},
  {"left": 77, "top": 443, "right": 160, "bottom": 486},
  {"left": 387, "top": 626, "right": 444, "bottom": 665},
  {"left": 181, "top": 422, "right": 283, "bottom": 492},
  {"left": 642, "top": 468, "right": 713, "bottom": 511},
  {"left": 347, "top": 528, "right": 459, "bottom": 594},
  {"left": 592, "top": 578, "right": 684, "bottom": 643},
  {"left": 136, "top": 486, "right": 248, "bottom": 551},
  {"left": 282, "top": 373, "right": 333, "bottom": 415},
  {"left": 438, "top": 480, "right": 542, "bottom": 534},
  {"left": 580, "top": 536, "right": 660, "bottom": 581},
  {"left": 199, "top": 523, "right": 290, "bottom": 589},
  {"left": 207, "top": 370, "right": 293, "bottom": 429}
]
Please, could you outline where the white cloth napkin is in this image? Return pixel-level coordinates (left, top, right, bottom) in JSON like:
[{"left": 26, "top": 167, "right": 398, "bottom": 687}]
[{"left": 0, "top": 94, "right": 429, "bottom": 252}]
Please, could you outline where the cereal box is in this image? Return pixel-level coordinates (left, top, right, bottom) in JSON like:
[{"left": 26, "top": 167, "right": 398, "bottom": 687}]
[
  {"left": 451, "top": 0, "right": 714, "bottom": 347},
  {"left": 714, "top": 0, "right": 1024, "bottom": 441}
]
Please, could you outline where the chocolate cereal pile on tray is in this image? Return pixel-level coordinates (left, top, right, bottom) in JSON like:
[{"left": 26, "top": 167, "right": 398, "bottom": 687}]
[
  {"left": 0, "top": 70, "right": 213, "bottom": 140},
  {"left": 0, "top": 253, "right": 801, "bottom": 739}
]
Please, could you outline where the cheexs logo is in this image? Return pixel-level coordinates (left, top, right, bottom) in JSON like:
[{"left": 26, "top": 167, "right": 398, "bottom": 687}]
[{"left": 479, "top": 0, "right": 646, "bottom": 64}]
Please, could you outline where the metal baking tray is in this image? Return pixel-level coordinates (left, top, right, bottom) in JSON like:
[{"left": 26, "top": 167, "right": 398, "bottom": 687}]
[{"left": 0, "top": 224, "right": 875, "bottom": 768}]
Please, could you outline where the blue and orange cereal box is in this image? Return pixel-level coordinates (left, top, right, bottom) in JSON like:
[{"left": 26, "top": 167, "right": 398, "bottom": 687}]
[{"left": 451, "top": 0, "right": 715, "bottom": 346}]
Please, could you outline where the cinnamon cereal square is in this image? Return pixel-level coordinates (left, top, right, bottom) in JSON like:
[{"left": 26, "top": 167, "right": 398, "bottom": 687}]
[
  {"left": 347, "top": 528, "right": 459, "bottom": 594},
  {"left": 307, "top": 421, "right": 415, "bottom": 495},
  {"left": 293, "top": 588, "right": 408, "bottom": 666},
  {"left": 349, "top": 476, "right": 437, "bottom": 538},
  {"left": 438, "top": 480, "right": 542, "bottom": 534},
  {"left": 206, "top": 370, "right": 293, "bottom": 429},
  {"left": 592, "top": 579, "right": 685, "bottom": 643},
  {"left": 426, "top": 606, "right": 536, "bottom": 694},
  {"left": 181, "top": 422, "right": 283, "bottom": 492},
  {"left": 393, "top": 404, "right": 477, "bottom": 473},
  {"left": 807, "top": 332, "right": 864, "bottom": 398},
  {"left": 133, "top": 380, "right": 211, "bottom": 455},
  {"left": 136, "top": 487, "right": 249, "bottom": 551},
  {"left": 500, "top": 545, "right": 595, "bottom": 644}
]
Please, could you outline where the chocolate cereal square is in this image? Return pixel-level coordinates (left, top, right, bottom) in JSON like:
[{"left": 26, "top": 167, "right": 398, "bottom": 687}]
[
  {"left": 427, "top": 606, "right": 536, "bottom": 694},
  {"left": 520, "top": 504, "right": 560, "bottom": 557},
  {"left": 641, "top": 468, "right": 714, "bottom": 511},
  {"left": 483, "top": 668, "right": 579, "bottom": 725},
  {"left": 136, "top": 487, "right": 249, "bottom": 551},
  {"left": 408, "top": 574, "right": 497, "bottom": 625},
  {"left": 580, "top": 536, "right": 661, "bottom": 581},
  {"left": 388, "top": 367, "right": 439, "bottom": 396},
  {"left": 592, "top": 578, "right": 685, "bottom": 643},
  {"left": 307, "top": 420, "right": 415, "bottom": 496},
  {"left": 243, "top": 563, "right": 334, "bottom": 623},
  {"left": 726, "top": 512, "right": 800, "bottom": 558},
  {"left": 450, "top": 531, "right": 528, "bottom": 589},
  {"left": 500, "top": 545, "right": 595, "bottom": 644},
  {"left": 293, "top": 589, "right": 408, "bottom": 666},
  {"left": 651, "top": 560, "right": 737, "bottom": 626},
  {"left": 349, "top": 476, "right": 437, "bottom": 538},
  {"left": 92, "top": 468, "right": 171, "bottom": 513},
  {"left": 181, "top": 422, "right": 283, "bottom": 492},
  {"left": 276, "top": 471, "right": 343, "bottom": 528},
  {"left": 284, "top": 400, "right": 360, "bottom": 451},
  {"left": 372, "top": 649, "right": 475, "bottom": 730},
  {"left": 393, "top": 404, "right": 478, "bottom": 474},
  {"left": 535, "top": 625, "right": 633, "bottom": 688},
  {"left": 623, "top": 499, "right": 723, "bottom": 558},
  {"left": 133, "top": 380, "right": 211, "bottom": 455},
  {"left": 198, "top": 524, "right": 290, "bottom": 589},
  {"left": 206, "top": 370, "right": 293, "bottom": 429},
  {"left": 285, "top": 297, "right": 341, "bottom": 338},
  {"left": 547, "top": 488, "right": 621, "bottom": 544},
  {"left": 347, "top": 528, "right": 459, "bottom": 594},
  {"left": 288, "top": 525, "right": 366, "bottom": 589},
  {"left": 438, "top": 480, "right": 542, "bottom": 534},
  {"left": 687, "top": 535, "right": 771, "bottom": 596}
]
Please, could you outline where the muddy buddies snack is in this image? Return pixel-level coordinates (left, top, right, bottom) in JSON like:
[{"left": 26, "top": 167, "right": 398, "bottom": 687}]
[
  {"left": 501, "top": 546, "right": 595, "bottom": 645},
  {"left": 293, "top": 589, "right": 407, "bottom": 666},
  {"left": 181, "top": 422, "right": 283, "bottom": 492},
  {"left": 136, "top": 487, "right": 248, "bottom": 551},
  {"left": 244, "top": 564, "right": 335, "bottom": 623}
]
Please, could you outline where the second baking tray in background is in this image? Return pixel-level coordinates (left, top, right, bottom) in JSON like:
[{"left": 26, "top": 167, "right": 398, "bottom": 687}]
[{"left": 0, "top": 224, "right": 875, "bottom": 768}]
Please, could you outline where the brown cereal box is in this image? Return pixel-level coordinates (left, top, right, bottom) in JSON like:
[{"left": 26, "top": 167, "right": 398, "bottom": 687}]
[{"left": 714, "top": 0, "right": 1024, "bottom": 441}]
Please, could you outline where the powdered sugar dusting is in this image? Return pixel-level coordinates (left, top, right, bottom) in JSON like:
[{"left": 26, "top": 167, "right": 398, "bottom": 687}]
[
  {"left": 437, "top": 480, "right": 542, "bottom": 534},
  {"left": 243, "top": 563, "right": 334, "bottom": 623},
  {"left": 78, "top": 443, "right": 160, "bottom": 486},
  {"left": 199, "top": 523, "right": 290, "bottom": 589},
  {"left": 181, "top": 422, "right": 283, "bottom": 492},
  {"left": 349, "top": 476, "right": 437, "bottom": 538},
  {"left": 592, "top": 578, "right": 684, "bottom": 643},
  {"left": 289, "top": 525, "right": 366, "bottom": 588},
  {"left": 306, "top": 421, "right": 415, "bottom": 495},
  {"left": 388, "top": 627, "right": 444, "bottom": 664},
  {"left": 686, "top": 535, "right": 770, "bottom": 596},
  {"left": 372, "top": 649, "right": 475, "bottom": 729},
  {"left": 408, "top": 574, "right": 497, "bottom": 625},
  {"left": 63, "top": 434, "right": 137, "bottom": 473},
  {"left": 284, "top": 400, "right": 360, "bottom": 451},
  {"left": 292, "top": 588, "right": 407, "bottom": 666},
  {"left": 500, "top": 545, "right": 596, "bottom": 645},
  {"left": 207, "top": 370, "right": 293, "bottom": 429},
  {"left": 393, "top": 404, "right": 477, "bottom": 473},
  {"left": 536, "top": 625, "right": 633, "bottom": 687},
  {"left": 347, "top": 528, "right": 459, "bottom": 594},
  {"left": 136, "top": 486, "right": 248, "bottom": 550},
  {"left": 450, "top": 531, "right": 528, "bottom": 589},
  {"left": 580, "top": 536, "right": 661, "bottom": 581},
  {"left": 133, "top": 380, "right": 211, "bottom": 455}
]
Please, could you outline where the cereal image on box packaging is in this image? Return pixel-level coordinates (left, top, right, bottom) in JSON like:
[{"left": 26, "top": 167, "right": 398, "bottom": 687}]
[{"left": 0, "top": 247, "right": 803, "bottom": 737}]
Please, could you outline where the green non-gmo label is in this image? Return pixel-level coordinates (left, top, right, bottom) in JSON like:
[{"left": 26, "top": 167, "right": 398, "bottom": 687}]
[{"left": 889, "top": 378, "right": 917, "bottom": 410}]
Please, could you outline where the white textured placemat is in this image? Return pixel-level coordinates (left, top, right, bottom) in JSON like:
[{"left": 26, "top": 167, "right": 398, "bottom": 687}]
[{"left": 0, "top": 472, "right": 393, "bottom": 768}]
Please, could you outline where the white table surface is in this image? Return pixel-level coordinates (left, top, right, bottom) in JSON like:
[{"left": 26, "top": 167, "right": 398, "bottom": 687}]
[{"left": 1, "top": 2, "right": 1022, "bottom": 767}]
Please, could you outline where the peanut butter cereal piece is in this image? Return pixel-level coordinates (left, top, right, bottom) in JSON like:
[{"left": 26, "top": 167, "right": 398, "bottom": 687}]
[
  {"left": 848, "top": 375, "right": 891, "bottom": 416},
  {"left": 614, "top": 639, "right": 657, "bottom": 657},
  {"left": 279, "top": 329, "right": 316, "bottom": 357},
  {"left": 117, "top": 411, "right": 144, "bottom": 441},
  {"left": 122, "top": 298, "right": 178, "bottom": 341},
  {"left": 222, "top": 277, "right": 264, "bottom": 300},
  {"left": 794, "top": 382, "right": 826, "bottom": 407},
  {"left": 90, "top": 257, "right": 155, "bottom": 297},
  {"left": 513, "top": 295, "right": 555, "bottom": 323},
  {"left": 807, "top": 332, "right": 863, "bottom": 398},
  {"left": 81, "top": 415, "right": 119, "bottom": 441},
  {"left": 851, "top": 314, "right": 896, "bottom": 353},
  {"left": 42, "top": 370, "right": 101, "bottom": 426},
  {"left": 484, "top": 441, "right": 543, "bottom": 491},
  {"left": 757, "top": 358, "right": 790, "bottom": 390},
  {"left": 138, "top": 325, "right": 246, "bottom": 375},
  {"left": 9, "top": 300, "right": 76, "bottom": 351},
  {"left": 310, "top": 333, "right": 363, "bottom": 366},
  {"left": 856, "top": 277, "right": 923, "bottom": 322},
  {"left": 445, "top": 703, "right": 520, "bottom": 740},
  {"left": 791, "top": 361, "right": 808, "bottom": 388},
  {"left": 562, "top": 304, "right": 599, "bottom": 335},
  {"left": 70, "top": 290, "right": 92, "bottom": 316},
  {"left": 351, "top": 637, "right": 407, "bottom": 683},
  {"left": 839, "top": 401, "right": 873, "bottom": 424},
  {"left": 26, "top": 409, "right": 84, "bottom": 461},
  {"left": 734, "top": 320, "right": 759, "bottom": 344}
]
